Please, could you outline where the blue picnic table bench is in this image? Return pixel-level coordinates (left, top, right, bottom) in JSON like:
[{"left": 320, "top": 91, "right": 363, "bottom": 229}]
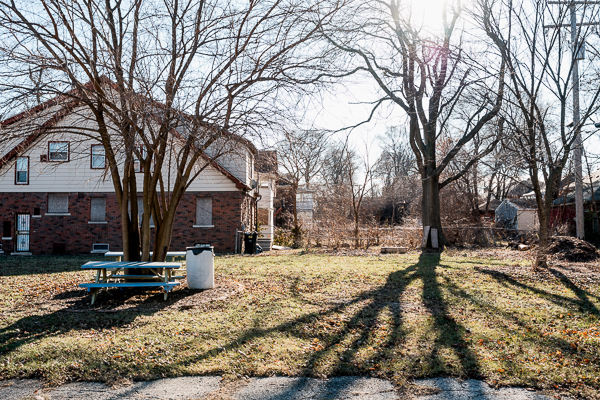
[
  {"left": 79, "top": 261, "right": 183, "bottom": 305},
  {"left": 104, "top": 251, "right": 187, "bottom": 261}
]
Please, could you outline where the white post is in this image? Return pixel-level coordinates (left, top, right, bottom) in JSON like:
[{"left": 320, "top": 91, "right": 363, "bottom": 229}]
[{"left": 571, "top": 2, "right": 585, "bottom": 240}]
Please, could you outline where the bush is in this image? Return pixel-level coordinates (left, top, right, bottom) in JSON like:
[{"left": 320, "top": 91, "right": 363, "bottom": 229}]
[{"left": 273, "top": 228, "right": 295, "bottom": 247}]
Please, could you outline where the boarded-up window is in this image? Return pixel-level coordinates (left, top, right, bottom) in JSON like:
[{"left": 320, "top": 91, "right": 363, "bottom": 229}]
[
  {"left": 48, "top": 194, "right": 69, "bottom": 213},
  {"left": 3, "top": 221, "right": 10, "bottom": 237},
  {"left": 196, "top": 197, "right": 212, "bottom": 226},
  {"left": 90, "top": 198, "right": 106, "bottom": 222},
  {"left": 137, "top": 199, "right": 154, "bottom": 227}
]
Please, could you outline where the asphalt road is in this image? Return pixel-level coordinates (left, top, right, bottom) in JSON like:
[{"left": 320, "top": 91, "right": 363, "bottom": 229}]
[{"left": 0, "top": 376, "right": 559, "bottom": 399}]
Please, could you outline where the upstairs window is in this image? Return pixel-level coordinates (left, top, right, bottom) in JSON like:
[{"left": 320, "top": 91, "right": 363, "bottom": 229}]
[
  {"left": 91, "top": 145, "right": 105, "bottom": 169},
  {"left": 15, "top": 157, "right": 29, "bottom": 184},
  {"left": 48, "top": 194, "right": 69, "bottom": 214},
  {"left": 49, "top": 142, "right": 69, "bottom": 161}
]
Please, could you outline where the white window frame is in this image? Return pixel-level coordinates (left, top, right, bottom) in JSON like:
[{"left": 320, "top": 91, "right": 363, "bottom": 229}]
[
  {"left": 49, "top": 142, "right": 69, "bottom": 162},
  {"left": 91, "top": 243, "right": 110, "bottom": 254},
  {"left": 91, "top": 145, "right": 105, "bottom": 169},
  {"left": 15, "top": 157, "right": 29, "bottom": 184}
]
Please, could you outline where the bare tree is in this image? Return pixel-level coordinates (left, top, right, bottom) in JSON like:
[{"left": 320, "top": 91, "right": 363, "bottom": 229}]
[
  {"left": 276, "top": 128, "right": 329, "bottom": 243},
  {"left": 0, "top": 0, "right": 343, "bottom": 260},
  {"left": 375, "top": 126, "right": 420, "bottom": 224},
  {"left": 481, "top": 0, "right": 600, "bottom": 268},
  {"left": 321, "top": 139, "right": 375, "bottom": 248},
  {"left": 321, "top": 0, "right": 506, "bottom": 247}
]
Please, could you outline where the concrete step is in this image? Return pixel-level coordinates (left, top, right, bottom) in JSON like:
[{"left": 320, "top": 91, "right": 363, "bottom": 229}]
[{"left": 257, "top": 238, "right": 272, "bottom": 251}]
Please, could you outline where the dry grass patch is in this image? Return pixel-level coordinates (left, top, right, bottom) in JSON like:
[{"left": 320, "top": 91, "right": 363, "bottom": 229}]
[{"left": 0, "top": 251, "right": 599, "bottom": 399}]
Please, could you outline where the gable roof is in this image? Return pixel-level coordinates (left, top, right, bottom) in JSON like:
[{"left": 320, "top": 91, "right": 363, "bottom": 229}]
[
  {"left": 0, "top": 90, "right": 254, "bottom": 190},
  {"left": 497, "top": 198, "right": 537, "bottom": 211},
  {"left": 478, "top": 198, "right": 502, "bottom": 211},
  {"left": 552, "top": 169, "right": 600, "bottom": 205}
]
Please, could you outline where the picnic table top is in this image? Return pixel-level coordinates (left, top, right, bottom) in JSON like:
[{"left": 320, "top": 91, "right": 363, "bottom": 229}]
[
  {"left": 104, "top": 251, "right": 187, "bottom": 257},
  {"left": 82, "top": 261, "right": 182, "bottom": 270}
]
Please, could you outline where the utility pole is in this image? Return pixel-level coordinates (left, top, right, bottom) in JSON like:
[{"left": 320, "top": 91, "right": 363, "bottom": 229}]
[{"left": 546, "top": 1, "right": 600, "bottom": 240}]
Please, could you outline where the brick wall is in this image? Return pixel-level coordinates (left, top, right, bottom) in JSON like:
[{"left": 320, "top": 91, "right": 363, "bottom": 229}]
[{"left": 0, "top": 191, "right": 255, "bottom": 255}]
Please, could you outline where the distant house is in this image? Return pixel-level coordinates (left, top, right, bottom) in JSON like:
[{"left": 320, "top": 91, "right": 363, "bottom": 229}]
[
  {"left": 478, "top": 198, "right": 502, "bottom": 219},
  {"left": 255, "top": 151, "right": 277, "bottom": 250},
  {"left": 552, "top": 169, "right": 600, "bottom": 238},
  {"left": 0, "top": 93, "right": 259, "bottom": 255},
  {"left": 296, "top": 187, "right": 315, "bottom": 227},
  {"left": 495, "top": 199, "right": 539, "bottom": 231},
  {"left": 273, "top": 179, "right": 316, "bottom": 228}
]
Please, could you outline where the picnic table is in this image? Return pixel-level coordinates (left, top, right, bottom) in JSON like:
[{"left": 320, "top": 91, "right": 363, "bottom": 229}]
[
  {"left": 104, "top": 251, "right": 187, "bottom": 262},
  {"left": 79, "top": 261, "right": 184, "bottom": 305}
]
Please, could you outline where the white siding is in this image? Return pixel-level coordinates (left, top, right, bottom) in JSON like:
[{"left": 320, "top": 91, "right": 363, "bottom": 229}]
[
  {"left": 517, "top": 210, "right": 539, "bottom": 231},
  {"left": 216, "top": 151, "right": 249, "bottom": 185},
  {"left": 257, "top": 174, "right": 275, "bottom": 239},
  {"left": 0, "top": 107, "right": 242, "bottom": 193}
]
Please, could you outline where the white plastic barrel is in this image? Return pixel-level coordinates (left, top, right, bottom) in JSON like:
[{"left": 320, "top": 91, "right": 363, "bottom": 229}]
[{"left": 186, "top": 245, "right": 214, "bottom": 289}]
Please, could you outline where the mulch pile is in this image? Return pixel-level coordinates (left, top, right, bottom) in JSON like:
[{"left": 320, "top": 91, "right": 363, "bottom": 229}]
[{"left": 547, "top": 236, "right": 600, "bottom": 262}]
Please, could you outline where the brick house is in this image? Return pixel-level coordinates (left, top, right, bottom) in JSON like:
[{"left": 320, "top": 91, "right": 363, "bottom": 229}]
[{"left": 0, "top": 98, "right": 258, "bottom": 255}]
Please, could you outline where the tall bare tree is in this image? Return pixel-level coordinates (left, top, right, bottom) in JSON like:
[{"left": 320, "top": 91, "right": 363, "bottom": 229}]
[
  {"left": 276, "top": 128, "right": 329, "bottom": 242},
  {"left": 375, "top": 126, "right": 420, "bottom": 224},
  {"left": 480, "top": 0, "right": 600, "bottom": 268},
  {"left": 321, "top": 0, "right": 506, "bottom": 247},
  {"left": 0, "top": 0, "right": 343, "bottom": 260}
]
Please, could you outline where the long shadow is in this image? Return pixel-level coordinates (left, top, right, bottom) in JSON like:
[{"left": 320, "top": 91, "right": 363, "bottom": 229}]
[
  {"left": 0, "top": 286, "right": 197, "bottom": 357},
  {"left": 172, "top": 251, "right": 480, "bottom": 399},
  {"left": 441, "top": 274, "right": 583, "bottom": 359},
  {"left": 0, "top": 255, "right": 105, "bottom": 276},
  {"left": 417, "top": 252, "right": 482, "bottom": 378},
  {"left": 2, "top": 252, "right": 483, "bottom": 394},
  {"left": 478, "top": 268, "right": 600, "bottom": 316},
  {"left": 549, "top": 268, "right": 600, "bottom": 315}
]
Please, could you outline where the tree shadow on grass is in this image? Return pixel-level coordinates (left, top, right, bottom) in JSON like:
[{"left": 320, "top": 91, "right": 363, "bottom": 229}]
[
  {"left": 1, "top": 252, "right": 481, "bottom": 392},
  {"left": 0, "top": 255, "right": 105, "bottom": 276},
  {"left": 549, "top": 268, "right": 600, "bottom": 314},
  {"left": 442, "top": 268, "right": 600, "bottom": 391},
  {"left": 0, "top": 287, "right": 198, "bottom": 363},
  {"left": 175, "top": 251, "right": 480, "bottom": 397},
  {"left": 477, "top": 267, "right": 600, "bottom": 316}
]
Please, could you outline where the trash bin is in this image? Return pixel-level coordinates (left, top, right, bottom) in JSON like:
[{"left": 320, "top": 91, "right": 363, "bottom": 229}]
[
  {"left": 186, "top": 244, "right": 214, "bottom": 289},
  {"left": 244, "top": 231, "right": 258, "bottom": 254}
]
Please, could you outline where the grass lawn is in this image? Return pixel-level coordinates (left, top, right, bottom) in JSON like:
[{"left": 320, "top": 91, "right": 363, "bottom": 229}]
[{"left": 0, "top": 250, "right": 599, "bottom": 398}]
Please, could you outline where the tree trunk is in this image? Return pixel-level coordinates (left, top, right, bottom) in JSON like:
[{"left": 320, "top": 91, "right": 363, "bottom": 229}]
[
  {"left": 291, "top": 184, "right": 302, "bottom": 247},
  {"left": 354, "top": 211, "right": 360, "bottom": 249},
  {"left": 421, "top": 174, "right": 446, "bottom": 248},
  {"left": 535, "top": 210, "right": 550, "bottom": 270}
]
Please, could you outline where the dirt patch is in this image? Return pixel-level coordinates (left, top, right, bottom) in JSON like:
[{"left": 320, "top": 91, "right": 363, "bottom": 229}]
[
  {"left": 547, "top": 236, "right": 600, "bottom": 262},
  {"left": 20, "top": 275, "right": 244, "bottom": 313}
]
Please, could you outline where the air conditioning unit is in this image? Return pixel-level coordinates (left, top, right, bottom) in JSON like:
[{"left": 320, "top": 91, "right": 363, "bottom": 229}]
[{"left": 91, "top": 243, "right": 109, "bottom": 254}]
